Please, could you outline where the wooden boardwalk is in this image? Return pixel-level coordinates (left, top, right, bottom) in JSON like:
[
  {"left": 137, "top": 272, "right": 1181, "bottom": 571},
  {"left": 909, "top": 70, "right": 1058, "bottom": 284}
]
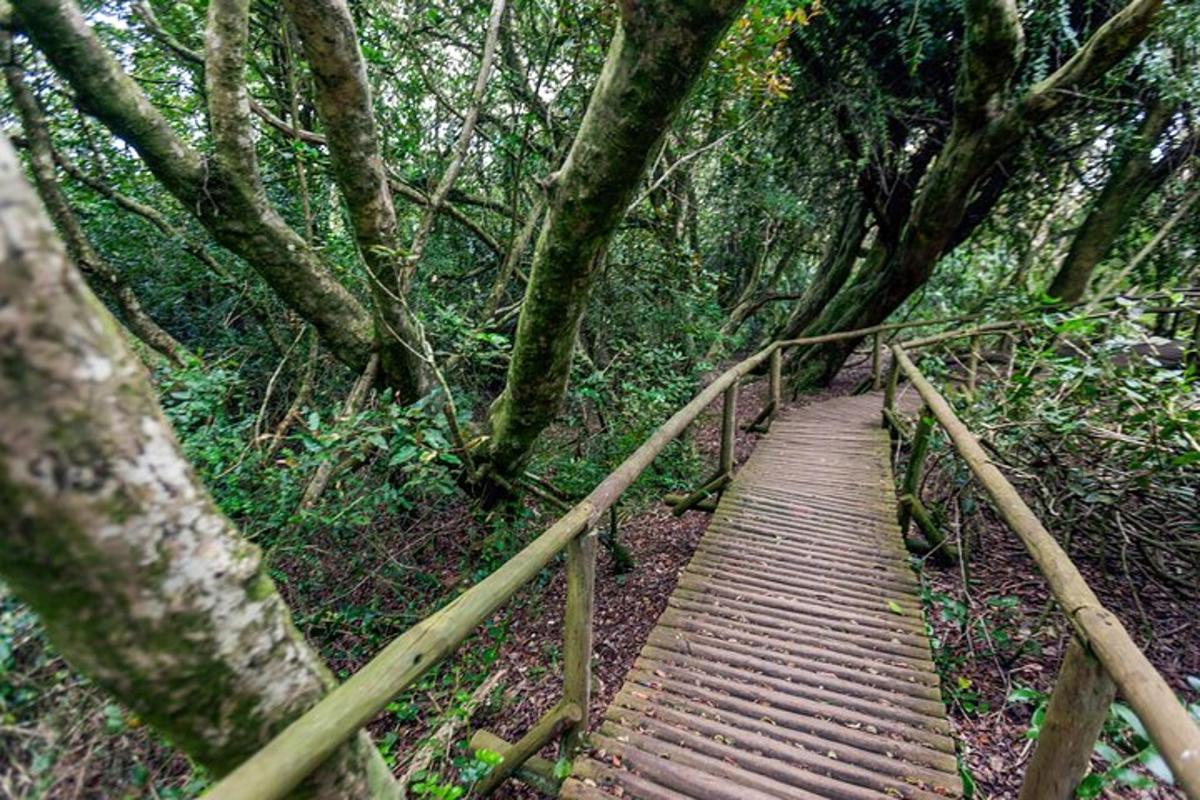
[{"left": 561, "top": 394, "right": 962, "bottom": 800}]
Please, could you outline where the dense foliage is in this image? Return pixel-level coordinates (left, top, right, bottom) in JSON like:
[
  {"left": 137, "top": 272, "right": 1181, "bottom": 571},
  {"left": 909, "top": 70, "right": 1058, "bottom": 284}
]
[{"left": 1, "top": 0, "right": 1198, "bottom": 796}]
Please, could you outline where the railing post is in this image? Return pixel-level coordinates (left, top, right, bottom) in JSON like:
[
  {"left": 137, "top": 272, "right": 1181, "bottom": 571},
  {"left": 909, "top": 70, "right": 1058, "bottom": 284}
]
[
  {"left": 1018, "top": 637, "right": 1116, "bottom": 800},
  {"left": 966, "top": 335, "right": 980, "bottom": 395},
  {"left": 746, "top": 348, "right": 783, "bottom": 434},
  {"left": 769, "top": 346, "right": 783, "bottom": 419},
  {"left": 1188, "top": 309, "right": 1200, "bottom": 371},
  {"left": 882, "top": 356, "right": 900, "bottom": 429},
  {"left": 898, "top": 410, "right": 933, "bottom": 533},
  {"left": 561, "top": 527, "right": 597, "bottom": 757},
  {"left": 871, "top": 331, "right": 883, "bottom": 390},
  {"left": 719, "top": 382, "right": 738, "bottom": 476}
]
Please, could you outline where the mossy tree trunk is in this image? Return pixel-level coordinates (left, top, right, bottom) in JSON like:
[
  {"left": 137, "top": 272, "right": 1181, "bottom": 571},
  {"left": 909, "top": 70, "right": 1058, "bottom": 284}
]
[
  {"left": 482, "top": 0, "right": 747, "bottom": 484},
  {"left": 13, "top": 0, "right": 427, "bottom": 400},
  {"left": 284, "top": 0, "right": 431, "bottom": 400},
  {"left": 2, "top": 50, "right": 193, "bottom": 368},
  {"left": 1047, "top": 98, "right": 1194, "bottom": 303},
  {"left": 782, "top": 0, "right": 1164, "bottom": 387},
  {"left": 0, "top": 136, "right": 399, "bottom": 797},
  {"left": 772, "top": 193, "right": 871, "bottom": 342}
]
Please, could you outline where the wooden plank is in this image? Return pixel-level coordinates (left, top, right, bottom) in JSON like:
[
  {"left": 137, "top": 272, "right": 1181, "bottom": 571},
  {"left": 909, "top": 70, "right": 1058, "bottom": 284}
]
[{"left": 569, "top": 395, "right": 964, "bottom": 798}]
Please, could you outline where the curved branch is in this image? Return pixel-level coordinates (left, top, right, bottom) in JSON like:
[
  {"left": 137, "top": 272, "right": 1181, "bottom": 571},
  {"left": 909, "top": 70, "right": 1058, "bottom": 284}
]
[
  {"left": 1010, "top": 0, "right": 1164, "bottom": 127},
  {"left": 248, "top": 100, "right": 507, "bottom": 255},
  {"left": 285, "top": 0, "right": 429, "bottom": 400},
  {"left": 3, "top": 53, "right": 192, "bottom": 366},
  {"left": 15, "top": 0, "right": 377, "bottom": 374},
  {"left": 955, "top": 0, "right": 1023, "bottom": 128},
  {"left": 406, "top": 0, "right": 507, "bottom": 267}
]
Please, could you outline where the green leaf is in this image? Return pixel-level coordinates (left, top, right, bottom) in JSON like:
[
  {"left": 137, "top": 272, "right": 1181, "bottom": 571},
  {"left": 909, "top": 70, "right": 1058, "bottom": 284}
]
[
  {"left": 1075, "top": 773, "right": 1105, "bottom": 798},
  {"left": 1111, "top": 703, "right": 1148, "bottom": 740},
  {"left": 1092, "top": 740, "right": 1120, "bottom": 763},
  {"left": 1007, "top": 686, "right": 1043, "bottom": 704},
  {"left": 388, "top": 445, "right": 419, "bottom": 466},
  {"left": 886, "top": 599, "right": 904, "bottom": 615},
  {"left": 1169, "top": 451, "right": 1200, "bottom": 467},
  {"left": 1111, "top": 766, "right": 1154, "bottom": 789}
]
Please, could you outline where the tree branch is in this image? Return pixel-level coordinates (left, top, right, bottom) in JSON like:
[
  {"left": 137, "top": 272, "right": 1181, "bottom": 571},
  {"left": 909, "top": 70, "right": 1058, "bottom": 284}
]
[
  {"left": 406, "top": 0, "right": 507, "bottom": 268},
  {"left": 955, "top": 0, "right": 1023, "bottom": 129},
  {"left": 16, "top": 0, "right": 377, "bottom": 375},
  {"left": 284, "top": 0, "right": 430, "bottom": 399},
  {"left": 205, "top": 0, "right": 262, "bottom": 188},
  {"left": 132, "top": 1, "right": 203, "bottom": 66},
  {"left": 3, "top": 50, "right": 192, "bottom": 366},
  {"left": 1011, "top": 0, "right": 1164, "bottom": 127}
]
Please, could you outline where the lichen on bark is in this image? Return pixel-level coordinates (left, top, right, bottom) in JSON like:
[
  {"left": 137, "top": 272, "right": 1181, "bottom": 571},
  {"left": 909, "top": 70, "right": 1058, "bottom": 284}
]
[
  {"left": 0, "top": 136, "right": 398, "bottom": 797},
  {"left": 484, "top": 0, "right": 746, "bottom": 482}
]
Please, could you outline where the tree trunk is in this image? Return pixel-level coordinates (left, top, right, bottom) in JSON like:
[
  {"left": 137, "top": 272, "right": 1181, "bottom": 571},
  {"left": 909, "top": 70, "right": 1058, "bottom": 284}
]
[
  {"left": 3, "top": 53, "right": 192, "bottom": 367},
  {"left": 13, "top": 0, "right": 431, "bottom": 395},
  {"left": 781, "top": 0, "right": 1163, "bottom": 387},
  {"left": 1047, "top": 99, "right": 1186, "bottom": 303},
  {"left": 0, "top": 136, "right": 399, "bottom": 797},
  {"left": 482, "top": 0, "right": 746, "bottom": 484},
  {"left": 705, "top": 219, "right": 781, "bottom": 360}
]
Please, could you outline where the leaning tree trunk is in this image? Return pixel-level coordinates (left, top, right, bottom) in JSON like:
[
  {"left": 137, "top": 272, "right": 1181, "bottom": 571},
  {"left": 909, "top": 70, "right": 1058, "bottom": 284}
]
[
  {"left": 13, "top": 0, "right": 426, "bottom": 400},
  {"left": 482, "top": 0, "right": 746, "bottom": 485},
  {"left": 0, "top": 136, "right": 399, "bottom": 798},
  {"left": 773, "top": 193, "right": 871, "bottom": 342},
  {"left": 283, "top": 0, "right": 432, "bottom": 400},
  {"left": 781, "top": 0, "right": 1163, "bottom": 388},
  {"left": 1047, "top": 98, "right": 1190, "bottom": 303}
]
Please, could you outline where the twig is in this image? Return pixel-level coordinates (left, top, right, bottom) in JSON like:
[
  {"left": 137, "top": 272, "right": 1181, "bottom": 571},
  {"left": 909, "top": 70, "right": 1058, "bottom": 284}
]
[{"left": 398, "top": 670, "right": 507, "bottom": 793}]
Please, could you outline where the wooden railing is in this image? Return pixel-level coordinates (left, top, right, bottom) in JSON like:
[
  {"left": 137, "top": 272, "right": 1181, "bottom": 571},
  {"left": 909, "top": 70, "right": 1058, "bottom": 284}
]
[
  {"left": 205, "top": 318, "right": 966, "bottom": 800},
  {"left": 204, "top": 303, "right": 1199, "bottom": 800},
  {"left": 883, "top": 320, "right": 1200, "bottom": 800}
]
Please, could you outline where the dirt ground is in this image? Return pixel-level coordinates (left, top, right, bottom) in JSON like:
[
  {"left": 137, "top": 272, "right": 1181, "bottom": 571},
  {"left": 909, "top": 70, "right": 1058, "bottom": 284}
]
[{"left": 6, "top": 354, "right": 1193, "bottom": 799}]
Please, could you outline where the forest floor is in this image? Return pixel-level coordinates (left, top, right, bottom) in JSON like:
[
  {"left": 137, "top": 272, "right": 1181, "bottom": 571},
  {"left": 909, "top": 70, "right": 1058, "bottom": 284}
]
[
  {"left": 895, "top": 377, "right": 1197, "bottom": 800},
  {"left": 2, "top": 355, "right": 1195, "bottom": 799}
]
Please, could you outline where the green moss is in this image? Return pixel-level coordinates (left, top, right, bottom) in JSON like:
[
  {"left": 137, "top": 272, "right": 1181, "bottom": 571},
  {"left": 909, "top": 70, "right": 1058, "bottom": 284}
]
[{"left": 247, "top": 573, "right": 275, "bottom": 602}]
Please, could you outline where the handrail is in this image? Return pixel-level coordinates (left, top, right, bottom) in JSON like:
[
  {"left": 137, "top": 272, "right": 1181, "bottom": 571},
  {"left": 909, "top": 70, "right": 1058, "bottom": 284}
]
[
  {"left": 206, "top": 318, "right": 942, "bottom": 800},
  {"left": 888, "top": 343, "right": 1200, "bottom": 798},
  {"left": 206, "top": 302, "right": 1198, "bottom": 800}
]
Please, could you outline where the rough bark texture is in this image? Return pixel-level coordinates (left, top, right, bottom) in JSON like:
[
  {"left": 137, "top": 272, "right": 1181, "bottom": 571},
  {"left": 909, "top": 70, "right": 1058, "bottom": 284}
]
[
  {"left": 1048, "top": 99, "right": 1190, "bottom": 303},
  {"left": 3, "top": 54, "right": 192, "bottom": 367},
  {"left": 284, "top": 0, "right": 430, "bottom": 402},
  {"left": 14, "top": 0, "right": 385, "bottom": 383},
  {"left": 785, "top": 0, "right": 1163, "bottom": 385},
  {"left": 483, "top": 0, "right": 746, "bottom": 481},
  {"left": 0, "top": 135, "right": 398, "bottom": 796}
]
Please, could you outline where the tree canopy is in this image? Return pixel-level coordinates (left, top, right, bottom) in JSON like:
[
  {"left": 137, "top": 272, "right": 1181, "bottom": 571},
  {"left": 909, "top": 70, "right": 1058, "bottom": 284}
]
[{"left": 1, "top": 0, "right": 1198, "bottom": 796}]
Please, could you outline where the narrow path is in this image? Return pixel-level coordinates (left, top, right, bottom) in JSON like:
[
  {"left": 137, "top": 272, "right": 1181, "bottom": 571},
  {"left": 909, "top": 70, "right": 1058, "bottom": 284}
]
[{"left": 561, "top": 394, "right": 962, "bottom": 799}]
